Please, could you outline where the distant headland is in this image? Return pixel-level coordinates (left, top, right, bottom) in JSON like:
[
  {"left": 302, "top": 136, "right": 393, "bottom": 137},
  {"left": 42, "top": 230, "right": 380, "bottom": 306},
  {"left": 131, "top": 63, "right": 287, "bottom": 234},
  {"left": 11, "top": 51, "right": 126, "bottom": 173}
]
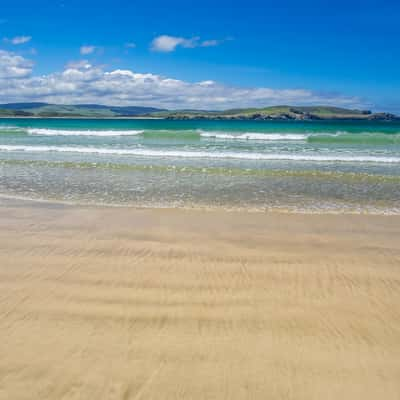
[{"left": 0, "top": 103, "right": 398, "bottom": 121}]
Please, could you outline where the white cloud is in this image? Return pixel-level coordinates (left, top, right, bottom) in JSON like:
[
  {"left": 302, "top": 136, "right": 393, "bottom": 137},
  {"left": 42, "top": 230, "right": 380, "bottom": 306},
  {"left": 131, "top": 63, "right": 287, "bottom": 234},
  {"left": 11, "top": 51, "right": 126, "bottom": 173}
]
[
  {"left": 0, "top": 50, "right": 34, "bottom": 78},
  {"left": 151, "top": 35, "right": 194, "bottom": 52},
  {"left": 198, "top": 80, "right": 216, "bottom": 86},
  {"left": 125, "top": 42, "right": 136, "bottom": 48},
  {"left": 151, "top": 35, "right": 230, "bottom": 52},
  {"left": 4, "top": 36, "right": 32, "bottom": 45},
  {"left": 80, "top": 45, "right": 96, "bottom": 55},
  {"left": 65, "top": 60, "right": 92, "bottom": 69},
  {"left": 0, "top": 49, "right": 366, "bottom": 110}
]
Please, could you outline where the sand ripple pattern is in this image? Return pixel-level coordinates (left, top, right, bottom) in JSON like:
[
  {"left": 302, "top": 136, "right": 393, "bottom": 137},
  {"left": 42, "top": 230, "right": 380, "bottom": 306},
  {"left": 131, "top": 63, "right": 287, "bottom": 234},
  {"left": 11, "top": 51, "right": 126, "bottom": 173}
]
[{"left": 0, "top": 204, "right": 400, "bottom": 399}]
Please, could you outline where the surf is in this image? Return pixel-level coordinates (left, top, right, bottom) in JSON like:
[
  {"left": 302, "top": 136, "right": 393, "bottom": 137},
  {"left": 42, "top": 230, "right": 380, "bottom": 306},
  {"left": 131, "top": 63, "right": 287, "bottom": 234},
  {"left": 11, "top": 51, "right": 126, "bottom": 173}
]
[
  {"left": 198, "top": 130, "right": 309, "bottom": 141},
  {"left": 1, "top": 144, "right": 399, "bottom": 163},
  {"left": 27, "top": 128, "right": 144, "bottom": 136},
  {"left": 307, "top": 132, "right": 400, "bottom": 145}
]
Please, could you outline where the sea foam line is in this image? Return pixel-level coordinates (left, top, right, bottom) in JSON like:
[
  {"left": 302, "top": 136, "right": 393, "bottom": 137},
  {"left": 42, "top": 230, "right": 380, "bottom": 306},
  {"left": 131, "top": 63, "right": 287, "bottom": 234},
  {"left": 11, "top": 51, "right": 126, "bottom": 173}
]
[
  {"left": 0, "top": 144, "right": 399, "bottom": 163},
  {"left": 27, "top": 128, "right": 144, "bottom": 137},
  {"left": 199, "top": 130, "right": 400, "bottom": 142},
  {"left": 198, "top": 130, "right": 308, "bottom": 141}
]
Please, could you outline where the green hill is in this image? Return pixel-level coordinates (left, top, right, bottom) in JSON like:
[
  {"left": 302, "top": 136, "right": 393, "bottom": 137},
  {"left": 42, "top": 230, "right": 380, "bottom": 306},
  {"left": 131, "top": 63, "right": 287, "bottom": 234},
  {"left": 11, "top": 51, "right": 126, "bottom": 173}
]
[
  {"left": 0, "top": 103, "right": 398, "bottom": 120},
  {"left": 0, "top": 103, "right": 165, "bottom": 117},
  {"left": 149, "top": 106, "right": 392, "bottom": 120}
]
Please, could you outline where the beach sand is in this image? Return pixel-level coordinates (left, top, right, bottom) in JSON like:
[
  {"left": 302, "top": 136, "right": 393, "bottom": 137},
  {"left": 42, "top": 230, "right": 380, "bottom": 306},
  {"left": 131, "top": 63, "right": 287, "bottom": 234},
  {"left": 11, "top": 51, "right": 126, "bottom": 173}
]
[{"left": 0, "top": 201, "right": 399, "bottom": 399}]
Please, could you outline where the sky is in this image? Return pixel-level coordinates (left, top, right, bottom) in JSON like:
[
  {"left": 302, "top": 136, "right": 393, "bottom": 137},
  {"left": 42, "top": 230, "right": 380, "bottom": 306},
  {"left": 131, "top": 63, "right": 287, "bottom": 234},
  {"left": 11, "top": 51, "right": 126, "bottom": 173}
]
[{"left": 0, "top": 0, "right": 399, "bottom": 111}]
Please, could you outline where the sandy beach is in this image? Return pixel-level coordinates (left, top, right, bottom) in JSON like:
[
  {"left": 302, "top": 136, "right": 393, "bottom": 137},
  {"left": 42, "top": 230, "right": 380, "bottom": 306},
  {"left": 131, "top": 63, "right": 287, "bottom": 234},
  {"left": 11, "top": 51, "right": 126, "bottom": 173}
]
[{"left": 0, "top": 200, "right": 399, "bottom": 399}]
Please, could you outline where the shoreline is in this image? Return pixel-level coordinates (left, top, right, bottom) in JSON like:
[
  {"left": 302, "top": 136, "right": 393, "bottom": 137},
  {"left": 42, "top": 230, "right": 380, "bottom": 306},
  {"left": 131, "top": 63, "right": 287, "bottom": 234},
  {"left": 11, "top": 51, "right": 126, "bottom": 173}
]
[{"left": 1, "top": 192, "right": 399, "bottom": 216}]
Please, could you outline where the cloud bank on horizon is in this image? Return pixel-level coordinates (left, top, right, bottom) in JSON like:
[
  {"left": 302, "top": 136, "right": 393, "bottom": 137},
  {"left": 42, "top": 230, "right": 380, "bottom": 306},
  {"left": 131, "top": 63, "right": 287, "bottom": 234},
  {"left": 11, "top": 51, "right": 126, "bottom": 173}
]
[{"left": 0, "top": 49, "right": 365, "bottom": 110}]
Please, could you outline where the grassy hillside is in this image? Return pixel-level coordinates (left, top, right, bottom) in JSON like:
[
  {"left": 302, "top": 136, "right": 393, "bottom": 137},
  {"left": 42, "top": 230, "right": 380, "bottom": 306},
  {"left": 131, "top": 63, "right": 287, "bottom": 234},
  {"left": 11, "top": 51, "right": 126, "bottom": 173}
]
[
  {"left": 148, "top": 106, "right": 383, "bottom": 120},
  {"left": 0, "top": 109, "right": 34, "bottom": 117},
  {"left": 0, "top": 103, "right": 165, "bottom": 117},
  {"left": 0, "top": 103, "right": 397, "bottom": 120}
]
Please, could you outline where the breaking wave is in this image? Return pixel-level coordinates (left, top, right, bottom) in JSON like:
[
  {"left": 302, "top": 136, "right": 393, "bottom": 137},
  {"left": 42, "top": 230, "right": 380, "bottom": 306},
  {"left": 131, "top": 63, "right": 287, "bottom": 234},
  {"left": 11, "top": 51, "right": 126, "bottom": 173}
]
[
  {"left": 198, "top": 130, "right": 308, "bottom": 141},
  {"left": 27, "top": 128, "right": 144, "bottom": 136}
]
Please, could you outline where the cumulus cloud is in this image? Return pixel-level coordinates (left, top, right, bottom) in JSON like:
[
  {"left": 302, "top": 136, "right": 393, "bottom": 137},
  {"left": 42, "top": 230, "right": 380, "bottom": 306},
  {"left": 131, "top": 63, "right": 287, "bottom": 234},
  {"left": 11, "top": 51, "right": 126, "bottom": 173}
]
[
  {"left": 0, "top": 50, "right": 34, "bottom": 78},
  {"left": 0, "top": 49, "right": 365, "bottom": 110},
  {"left": 80, "top": 45, "right": 96, "bottom": 55},
  {"left": 4, "top": 36, "right": 32, "bottom": 45}
]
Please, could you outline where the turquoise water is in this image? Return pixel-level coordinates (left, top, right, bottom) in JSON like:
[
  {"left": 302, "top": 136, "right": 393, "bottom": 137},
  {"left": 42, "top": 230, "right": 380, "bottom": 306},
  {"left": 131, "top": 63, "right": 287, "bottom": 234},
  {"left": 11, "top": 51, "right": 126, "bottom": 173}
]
[{"left": 0, "top": 118, "right": 399, "bottom": 213}]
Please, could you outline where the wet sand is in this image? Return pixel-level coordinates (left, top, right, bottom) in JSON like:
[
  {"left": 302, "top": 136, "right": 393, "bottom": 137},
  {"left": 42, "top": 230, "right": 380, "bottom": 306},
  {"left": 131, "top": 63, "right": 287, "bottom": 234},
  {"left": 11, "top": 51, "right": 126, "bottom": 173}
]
[{"left": 0, "top": 200, "right": 399, "bottom": 399}]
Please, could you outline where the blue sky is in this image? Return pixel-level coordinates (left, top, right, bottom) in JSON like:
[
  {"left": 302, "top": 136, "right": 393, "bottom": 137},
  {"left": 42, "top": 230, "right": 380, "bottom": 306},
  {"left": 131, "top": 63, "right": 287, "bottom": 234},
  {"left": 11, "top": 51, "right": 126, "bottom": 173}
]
[{"left": 0, "top": 0, "right": 399, "bottom": 111}]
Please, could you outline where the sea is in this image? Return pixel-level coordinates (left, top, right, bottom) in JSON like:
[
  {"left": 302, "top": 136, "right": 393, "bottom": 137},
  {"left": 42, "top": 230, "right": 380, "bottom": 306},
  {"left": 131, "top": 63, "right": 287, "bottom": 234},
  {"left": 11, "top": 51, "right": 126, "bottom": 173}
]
[{"left": 0, "top": 118, "right": 399, "bottom": 213}]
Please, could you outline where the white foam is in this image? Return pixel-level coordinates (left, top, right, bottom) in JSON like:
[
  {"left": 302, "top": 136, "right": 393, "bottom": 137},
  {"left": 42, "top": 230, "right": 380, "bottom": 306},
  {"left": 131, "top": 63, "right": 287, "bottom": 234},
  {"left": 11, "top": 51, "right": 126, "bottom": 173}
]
[
  {"left": 27, "top": 128, "right": 144, "bottom": 137},
  {"left": 0, "top": 144, "right": 399, "bottom": 163},
  {"left": 198, "top": 130, "right": 308, "bottom": 141}
]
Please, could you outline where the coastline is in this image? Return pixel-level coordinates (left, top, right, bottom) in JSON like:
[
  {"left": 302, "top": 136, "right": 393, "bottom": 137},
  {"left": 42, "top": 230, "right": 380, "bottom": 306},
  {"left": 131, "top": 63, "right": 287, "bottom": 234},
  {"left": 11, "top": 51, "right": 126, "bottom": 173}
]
[
  {"left": 0, "top": 116, "right": 166, "bottom": 119},
  {"left": 1, "top": 192, "right": 399, "bottom": 215},
  {"left": 0, "top": 115, "right": 398, "bottom": 121},
  {"left": 1, "top": 200, "right": 399, "bottom": 399},
  {"left": 1, "top": 104, "right": 399, "bottom": 121}
]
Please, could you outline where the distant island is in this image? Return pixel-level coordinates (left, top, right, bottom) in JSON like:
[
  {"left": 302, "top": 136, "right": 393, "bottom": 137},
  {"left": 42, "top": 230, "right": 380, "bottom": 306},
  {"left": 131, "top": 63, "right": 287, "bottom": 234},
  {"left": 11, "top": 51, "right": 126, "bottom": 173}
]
[{"left": 0, "top": 103, "right": 398, "bottom": 121}]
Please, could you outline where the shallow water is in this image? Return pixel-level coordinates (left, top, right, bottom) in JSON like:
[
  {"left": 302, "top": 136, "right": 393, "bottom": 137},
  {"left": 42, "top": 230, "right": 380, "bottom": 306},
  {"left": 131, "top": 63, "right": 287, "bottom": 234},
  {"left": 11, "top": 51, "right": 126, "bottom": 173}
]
[{"left": 0, "top": 118, "right": 399, "bottom": 213}]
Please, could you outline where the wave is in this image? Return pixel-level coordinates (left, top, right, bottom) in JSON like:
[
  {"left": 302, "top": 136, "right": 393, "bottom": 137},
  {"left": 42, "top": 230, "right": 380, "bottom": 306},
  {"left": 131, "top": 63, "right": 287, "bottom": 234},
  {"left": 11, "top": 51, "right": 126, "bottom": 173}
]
[
  {"left": 198, "top": 130, "right": 308, "bottom": 141},
  {"left": 27, "top": 128, "right": 200, "bottom": 139},
  {"left": 0, "top": 144, "right": 399, "bottom": 163},
  {"left": 0, "top": 125, "right": 25, "bottom": 134},
  {"left": 308, "top": 132, "right": 400, "bottom": 145},
  {"left": 27, "top": 128, "right": 144, "bottom": 137},
  {"left": 4, "top": 125, "right": 400, "bottom": 144},
  {"left": 142, "top": 130, "right": 307, "bottom": 140},
  {"left": 199, "top": 130, "right": 400, "bottom": 144}
]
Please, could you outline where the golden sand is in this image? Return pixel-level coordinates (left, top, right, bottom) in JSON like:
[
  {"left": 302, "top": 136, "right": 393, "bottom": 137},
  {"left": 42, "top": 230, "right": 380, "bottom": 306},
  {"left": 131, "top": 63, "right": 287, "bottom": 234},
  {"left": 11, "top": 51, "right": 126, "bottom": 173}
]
[{"left": 0, "top": 202, "right": 399, "bottom": 399}]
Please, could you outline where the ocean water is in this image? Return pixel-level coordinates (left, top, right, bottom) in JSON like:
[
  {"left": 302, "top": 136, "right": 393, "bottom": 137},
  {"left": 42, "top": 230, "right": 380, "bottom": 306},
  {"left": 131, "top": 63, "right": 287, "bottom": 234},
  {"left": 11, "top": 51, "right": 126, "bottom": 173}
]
[{"left": 0, "top": 118, "right": 399, "bottom": 213}]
